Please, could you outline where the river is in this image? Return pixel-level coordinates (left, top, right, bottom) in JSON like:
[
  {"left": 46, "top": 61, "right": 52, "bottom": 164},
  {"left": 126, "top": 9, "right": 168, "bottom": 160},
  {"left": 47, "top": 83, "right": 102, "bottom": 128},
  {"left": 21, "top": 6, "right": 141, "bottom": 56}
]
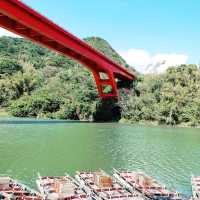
[{"left": 0, "top": 118, "right": 199, "bottom": 196}]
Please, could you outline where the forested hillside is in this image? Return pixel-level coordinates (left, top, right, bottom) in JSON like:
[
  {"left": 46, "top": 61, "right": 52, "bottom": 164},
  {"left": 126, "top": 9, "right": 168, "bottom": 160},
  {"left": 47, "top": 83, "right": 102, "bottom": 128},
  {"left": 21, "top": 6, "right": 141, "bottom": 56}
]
[
  {"left": 121, "top": 65, "right": 200, "bottom": 126},
  {"left": 0, "top": 36, "right": 200, "bottom": 126}
]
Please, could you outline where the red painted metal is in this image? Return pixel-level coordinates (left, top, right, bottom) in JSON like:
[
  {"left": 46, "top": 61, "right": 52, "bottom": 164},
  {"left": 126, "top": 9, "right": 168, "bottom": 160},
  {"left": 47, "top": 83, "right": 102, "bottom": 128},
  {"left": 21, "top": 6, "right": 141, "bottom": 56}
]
[{"left": 0, "top": 0, "right": 135, "bottom": 98}]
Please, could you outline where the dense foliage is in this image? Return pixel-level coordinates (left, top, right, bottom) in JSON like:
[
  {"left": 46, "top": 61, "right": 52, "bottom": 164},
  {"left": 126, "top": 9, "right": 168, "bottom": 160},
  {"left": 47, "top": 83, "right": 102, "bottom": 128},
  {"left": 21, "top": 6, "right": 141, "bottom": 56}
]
[
  {"left": 0, "top": 36, "right": 200, "bottom": 126},
  {"left": 121, "top": 64, "right": 200, "bottom": 126},
  {"left": 0, "top": 58, "right": 22, "bottom": 77}
]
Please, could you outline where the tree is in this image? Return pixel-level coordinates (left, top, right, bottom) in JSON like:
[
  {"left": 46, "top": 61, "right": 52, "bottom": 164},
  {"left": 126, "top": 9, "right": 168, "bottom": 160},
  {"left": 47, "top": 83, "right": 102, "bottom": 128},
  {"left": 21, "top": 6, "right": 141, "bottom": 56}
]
[{"left": 0, "top": 58, "right": 22, "bottom": 77}]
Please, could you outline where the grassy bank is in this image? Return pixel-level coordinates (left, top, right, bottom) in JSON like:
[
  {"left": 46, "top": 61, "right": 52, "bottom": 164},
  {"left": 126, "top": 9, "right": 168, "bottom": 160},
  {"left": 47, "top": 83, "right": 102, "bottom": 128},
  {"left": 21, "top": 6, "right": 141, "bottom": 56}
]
[{"left": 0, "top": 109, "right": 9, "bottom": 117}]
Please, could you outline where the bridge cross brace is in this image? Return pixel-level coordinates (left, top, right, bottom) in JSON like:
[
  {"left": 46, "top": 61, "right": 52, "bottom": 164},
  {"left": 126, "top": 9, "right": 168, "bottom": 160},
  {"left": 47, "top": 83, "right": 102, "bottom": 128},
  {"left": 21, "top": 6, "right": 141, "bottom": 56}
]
[{"left": 92, "top": 70, "right": 118, "bottom": 99}]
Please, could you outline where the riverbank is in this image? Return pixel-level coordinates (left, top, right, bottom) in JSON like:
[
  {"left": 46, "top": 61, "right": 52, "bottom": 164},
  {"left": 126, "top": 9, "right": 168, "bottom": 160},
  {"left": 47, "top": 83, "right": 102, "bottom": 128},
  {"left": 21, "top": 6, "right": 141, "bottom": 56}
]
[
  {"left": 0, "top": 108, "right": 9, "bottom": 117},
  {"left": 119, "top": 118, "right": 200, "bottom": 128},
  {"left": 0, "top": 113, "right": 199, "bottom": 128}
]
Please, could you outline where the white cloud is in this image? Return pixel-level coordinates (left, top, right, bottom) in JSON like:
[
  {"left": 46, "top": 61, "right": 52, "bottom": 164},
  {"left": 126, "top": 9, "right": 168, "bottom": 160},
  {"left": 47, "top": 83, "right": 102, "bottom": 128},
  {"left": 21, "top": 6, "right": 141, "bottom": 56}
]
[
  {"left": 120, "top": 49, "right": 188, "bottom": 74},
  {"left": 0, "top": 28, "right": 18, "bottom": 37}
]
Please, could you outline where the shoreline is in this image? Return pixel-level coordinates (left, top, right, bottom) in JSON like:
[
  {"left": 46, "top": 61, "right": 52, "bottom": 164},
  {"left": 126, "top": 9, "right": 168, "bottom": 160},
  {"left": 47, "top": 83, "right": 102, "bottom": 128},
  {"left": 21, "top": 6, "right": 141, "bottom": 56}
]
[
  {"left": 0, "top": 109, "right": 9, "bottom": 118},
  {"left": 119, "top": 118, "right": 200, "bottom": 129},
  {"left": 0, "top": 113, "right": 200, "bottom": 128}
]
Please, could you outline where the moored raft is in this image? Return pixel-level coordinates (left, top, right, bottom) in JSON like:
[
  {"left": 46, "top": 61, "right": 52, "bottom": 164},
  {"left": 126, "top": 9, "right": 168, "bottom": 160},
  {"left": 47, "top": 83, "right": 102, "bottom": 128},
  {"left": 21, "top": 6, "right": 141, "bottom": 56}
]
[
  {"left": 113, "top": 169, "right": 182, "bottom": 200},
  {"left": 36, "top": 173, "right": 89, "bottom": 200},
  {"left": 191, "top": 176, "right": 200, "bottom": 200},
  {"left": 75, "top": 170, "right": 145, "bottom": 200},
  {"left": 0, "top": 176, "right": 42, "bottom": 200}
]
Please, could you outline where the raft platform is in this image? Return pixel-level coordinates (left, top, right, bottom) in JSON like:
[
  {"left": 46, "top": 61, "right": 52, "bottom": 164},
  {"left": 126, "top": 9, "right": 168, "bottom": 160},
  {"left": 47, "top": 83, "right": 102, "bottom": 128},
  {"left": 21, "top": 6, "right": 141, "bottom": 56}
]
[
  {"left": 191, "top": 176, "right": 200, "bottom": 200},
  {"left": 113, "top": 169, "right": 181, "bottom": 200},
  {"left": 0, "top": 169, "right": 196, "bottom": 200},
  {"left": 75, "top": 170, "right": 145, "bottom": 200}
]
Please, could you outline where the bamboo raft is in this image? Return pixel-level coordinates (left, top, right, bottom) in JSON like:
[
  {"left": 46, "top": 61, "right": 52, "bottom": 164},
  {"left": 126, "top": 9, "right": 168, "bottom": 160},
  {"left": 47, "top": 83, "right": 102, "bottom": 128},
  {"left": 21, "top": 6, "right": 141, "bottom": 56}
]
[
  {"left": 75, "top": 170, "right": 145, "bottom": 200},
  {"left": 36, "top": 173, "right": 88, "bottom": 200},
  {"left": 0, "top": 176, "right": 42, "bottom": 200},
  {"left": 0, "top": 170, "right": 197, "bottom": 200},
  {"left": 191, "top": 176, "right": 200, "bottom": 200},
  {"left": 113, "top": 169, "right": 181, "bottom": 200}
]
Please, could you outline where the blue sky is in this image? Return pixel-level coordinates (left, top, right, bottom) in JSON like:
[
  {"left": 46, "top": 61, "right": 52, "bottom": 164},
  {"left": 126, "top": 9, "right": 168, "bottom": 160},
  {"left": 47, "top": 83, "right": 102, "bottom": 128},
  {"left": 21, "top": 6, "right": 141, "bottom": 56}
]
[{"left": 1, "top": 0, "right": 200, "bottom": 73}]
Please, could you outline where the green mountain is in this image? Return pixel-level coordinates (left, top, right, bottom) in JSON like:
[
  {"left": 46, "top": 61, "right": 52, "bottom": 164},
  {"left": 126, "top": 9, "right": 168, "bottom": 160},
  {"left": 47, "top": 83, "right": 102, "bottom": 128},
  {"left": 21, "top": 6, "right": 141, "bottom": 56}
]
[
  {"left": 84, "top": 37, "right": 127, "bottom": 66},
  {"left": 0, "top": 36, "right": 200, "bottom": 126}
]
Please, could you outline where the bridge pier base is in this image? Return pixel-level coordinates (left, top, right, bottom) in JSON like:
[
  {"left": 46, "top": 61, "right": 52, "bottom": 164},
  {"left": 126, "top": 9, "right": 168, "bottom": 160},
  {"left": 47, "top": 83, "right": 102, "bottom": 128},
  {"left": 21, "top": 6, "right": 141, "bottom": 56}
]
[{"left": 93, "top": 98, "right": 121, "bottom": 122}]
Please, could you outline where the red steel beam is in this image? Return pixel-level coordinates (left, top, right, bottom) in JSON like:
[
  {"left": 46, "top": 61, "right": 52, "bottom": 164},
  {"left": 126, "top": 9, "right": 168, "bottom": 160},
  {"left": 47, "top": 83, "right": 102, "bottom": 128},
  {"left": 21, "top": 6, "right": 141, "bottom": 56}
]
[{"left": 0, "top": 0, "right": 135, "bottom": 98}]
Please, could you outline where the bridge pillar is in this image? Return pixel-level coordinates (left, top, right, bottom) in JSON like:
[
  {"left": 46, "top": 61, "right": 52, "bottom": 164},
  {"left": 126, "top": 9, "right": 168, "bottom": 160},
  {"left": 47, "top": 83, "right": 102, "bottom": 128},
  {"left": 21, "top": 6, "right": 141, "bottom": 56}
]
[{"left": 93, "top": 98, "right": 121, "bottom": 122}]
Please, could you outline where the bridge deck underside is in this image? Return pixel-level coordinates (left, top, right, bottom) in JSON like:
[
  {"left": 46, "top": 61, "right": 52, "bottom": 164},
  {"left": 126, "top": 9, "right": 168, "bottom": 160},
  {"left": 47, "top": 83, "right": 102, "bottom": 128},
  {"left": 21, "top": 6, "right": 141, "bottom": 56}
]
[{"left": 0, "top": 0, "right": 135, "bottom": 98}]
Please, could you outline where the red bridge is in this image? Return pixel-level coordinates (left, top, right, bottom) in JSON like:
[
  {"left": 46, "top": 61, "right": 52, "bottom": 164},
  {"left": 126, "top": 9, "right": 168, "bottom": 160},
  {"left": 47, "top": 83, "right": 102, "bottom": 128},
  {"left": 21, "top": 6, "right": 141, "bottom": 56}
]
[{"left": 0, "top": 0, "right": 135, "bottom": 98}]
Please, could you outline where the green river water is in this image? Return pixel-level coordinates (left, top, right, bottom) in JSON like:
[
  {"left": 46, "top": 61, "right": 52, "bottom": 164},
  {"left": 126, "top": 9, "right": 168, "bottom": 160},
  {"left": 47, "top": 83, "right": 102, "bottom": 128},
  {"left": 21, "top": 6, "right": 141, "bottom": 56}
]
[{"left": 0, "top": 118, "right": 200, "bottom": 196}]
